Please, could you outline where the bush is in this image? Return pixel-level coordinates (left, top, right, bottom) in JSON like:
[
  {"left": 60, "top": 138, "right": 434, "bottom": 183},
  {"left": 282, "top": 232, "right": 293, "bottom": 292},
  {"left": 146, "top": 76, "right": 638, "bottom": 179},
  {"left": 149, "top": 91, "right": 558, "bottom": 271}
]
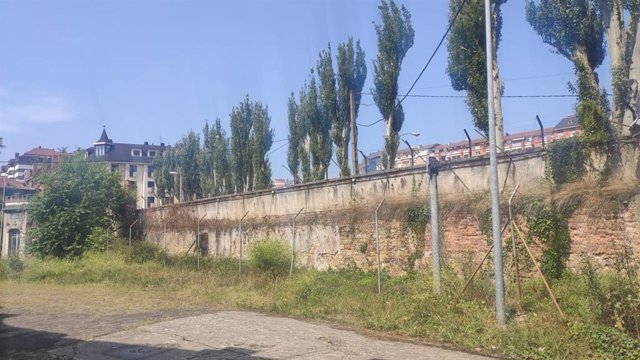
[
  {"left": 86, "top": 227, "right": 120, "bottom": 252},
  {"left": 248, "top": 240, "right": 291, "bottom": 279},
  {"left": 0, "top": 256, "right": 24, "bottom": 278}
]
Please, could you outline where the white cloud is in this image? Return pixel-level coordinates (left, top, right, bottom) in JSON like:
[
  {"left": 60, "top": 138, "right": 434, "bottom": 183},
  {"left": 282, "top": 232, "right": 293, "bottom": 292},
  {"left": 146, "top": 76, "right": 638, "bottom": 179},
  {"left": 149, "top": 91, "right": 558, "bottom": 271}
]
[{"left": 0, "top": 90, "right": 74, "bottom": 132}]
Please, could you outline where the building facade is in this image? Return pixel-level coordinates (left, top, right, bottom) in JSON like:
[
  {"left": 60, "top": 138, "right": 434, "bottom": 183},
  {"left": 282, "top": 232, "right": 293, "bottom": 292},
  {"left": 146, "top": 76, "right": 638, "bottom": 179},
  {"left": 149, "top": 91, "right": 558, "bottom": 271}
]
[
  {"left": 85, "top": 129, "right": 166, "bottom": 209},
  {"left": 1, "top": 177, "right": 37, "bottom": 258},
  {"left": 363, "top": 115, "right": 581, "bottom": 173},
  {"left": 0, "top": 147, "right": 66, "bottom": 183}
]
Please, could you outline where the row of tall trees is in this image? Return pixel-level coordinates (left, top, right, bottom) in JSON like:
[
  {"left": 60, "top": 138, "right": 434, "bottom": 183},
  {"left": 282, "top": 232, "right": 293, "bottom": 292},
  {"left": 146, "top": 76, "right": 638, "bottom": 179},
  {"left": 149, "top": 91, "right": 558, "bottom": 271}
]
[
  {"left": 447, "top": 0, "right": 640, "bottom": 154},
  {"left": 154, "top": 96, "right": 274, "bottom": 202},
  {"left": 287, "top": 0, "right": 415, "bottom": 175},
  {"left": 287, "top": 39, "right": 367, "bottom": 182}
]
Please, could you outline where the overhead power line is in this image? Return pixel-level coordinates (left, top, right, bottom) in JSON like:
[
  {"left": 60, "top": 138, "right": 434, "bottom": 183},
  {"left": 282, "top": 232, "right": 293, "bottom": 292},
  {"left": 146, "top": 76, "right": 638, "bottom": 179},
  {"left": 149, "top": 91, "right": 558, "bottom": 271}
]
[{"left": 358, "top": 0, "right": 469, "bottom": 128}]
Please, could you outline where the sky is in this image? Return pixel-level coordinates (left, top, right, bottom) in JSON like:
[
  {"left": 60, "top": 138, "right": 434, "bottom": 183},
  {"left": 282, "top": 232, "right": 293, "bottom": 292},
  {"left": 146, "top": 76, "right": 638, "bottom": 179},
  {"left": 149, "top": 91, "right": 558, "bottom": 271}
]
[{"left": 0, "top": 0, "right": 612, "bottom": 179}]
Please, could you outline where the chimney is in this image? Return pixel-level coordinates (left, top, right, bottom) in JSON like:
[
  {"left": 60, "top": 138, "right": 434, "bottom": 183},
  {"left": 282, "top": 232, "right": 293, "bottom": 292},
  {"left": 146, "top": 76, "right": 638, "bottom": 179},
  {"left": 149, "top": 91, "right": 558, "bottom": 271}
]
[{"left": 144, "top": 141, "right": 149, "bottom": 146}]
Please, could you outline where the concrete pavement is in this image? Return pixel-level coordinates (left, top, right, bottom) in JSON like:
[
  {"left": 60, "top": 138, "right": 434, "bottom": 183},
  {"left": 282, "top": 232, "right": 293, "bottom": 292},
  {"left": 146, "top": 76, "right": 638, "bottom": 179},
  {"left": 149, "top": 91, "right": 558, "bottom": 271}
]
[{"left": 49, "top": 311, "right": 494, "bottom": 360}]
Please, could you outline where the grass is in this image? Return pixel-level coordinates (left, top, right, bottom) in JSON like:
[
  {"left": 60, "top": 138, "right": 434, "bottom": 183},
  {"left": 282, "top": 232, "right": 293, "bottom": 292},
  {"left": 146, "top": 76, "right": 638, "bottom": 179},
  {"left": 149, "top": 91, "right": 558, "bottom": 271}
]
[{"left": 1, "top": 241, "right": 639, "bottom": 359}]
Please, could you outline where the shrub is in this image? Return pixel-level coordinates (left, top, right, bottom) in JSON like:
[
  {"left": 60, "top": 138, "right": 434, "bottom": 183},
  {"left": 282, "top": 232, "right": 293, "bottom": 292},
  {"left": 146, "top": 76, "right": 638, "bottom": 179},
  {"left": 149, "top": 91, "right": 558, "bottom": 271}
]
[
  {"left": 248, "top": 240, "right": 291, "bottom": 279},
  {"left": 86, "top": 227, "right": 120, "bottom": 252}
]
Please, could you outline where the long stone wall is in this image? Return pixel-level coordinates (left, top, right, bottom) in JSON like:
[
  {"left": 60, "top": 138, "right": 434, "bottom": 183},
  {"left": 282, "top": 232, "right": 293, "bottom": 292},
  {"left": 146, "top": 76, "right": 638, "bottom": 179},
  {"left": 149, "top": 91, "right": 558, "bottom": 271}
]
[{"left": 143, "top": 148, "right": 640, "bottom": 274}]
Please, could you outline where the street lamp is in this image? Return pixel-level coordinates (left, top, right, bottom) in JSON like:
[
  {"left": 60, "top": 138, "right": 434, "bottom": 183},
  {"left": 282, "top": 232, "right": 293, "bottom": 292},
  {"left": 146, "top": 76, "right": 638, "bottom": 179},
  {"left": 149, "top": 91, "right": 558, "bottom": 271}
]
[
  {"left": 169, "top": 170, "right": 183, "bottom": 203},
  {"left": 358, "top": 150, "right": 369, "bottom": 174},
  {"left": 400, "top": 132, "right": 420, "bottom": 167}
]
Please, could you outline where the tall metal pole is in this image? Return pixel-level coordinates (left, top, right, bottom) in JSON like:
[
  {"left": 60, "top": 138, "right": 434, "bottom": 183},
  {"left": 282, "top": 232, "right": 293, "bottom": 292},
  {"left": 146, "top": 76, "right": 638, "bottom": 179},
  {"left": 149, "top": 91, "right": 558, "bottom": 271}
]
[
  {"left": 375, "top": 199, "right": 385, "bottom": 294},
  {"left": 290, "top": 208, "right": 304, "bottom": 277},
  {"left": 1, "top": 176, "right": 6, "bottom": 255},
  {"left": 359, "top": 150, "right": 368, "bottom": 174},
  {"left": 485, "top": 0, "right": 505, "bottom": 326},
  {"left": 129, "top": 218, "right": 139, "bottom": 262},
  {"left": 429, "top": 157, "right": 441, "bottom": 294},
  {"left": 238, "top": 211, "right": 249, "bottom": 275}
]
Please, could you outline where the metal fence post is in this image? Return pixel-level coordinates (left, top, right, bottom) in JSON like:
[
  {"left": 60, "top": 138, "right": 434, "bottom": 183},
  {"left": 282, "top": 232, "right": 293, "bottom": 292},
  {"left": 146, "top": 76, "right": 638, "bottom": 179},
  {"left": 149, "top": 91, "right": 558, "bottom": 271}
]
[
  {"left": 429, "top": 157, "right": 441, "bottom": 295},
  {"left": 290, "top": 208, "right": 304, "bottom": 277},
  {"left": 239, "top": 211, "right": 249, "bottom": 275},
  {"left": 375, "top": 199, "right": 385, "bottom": 294}
]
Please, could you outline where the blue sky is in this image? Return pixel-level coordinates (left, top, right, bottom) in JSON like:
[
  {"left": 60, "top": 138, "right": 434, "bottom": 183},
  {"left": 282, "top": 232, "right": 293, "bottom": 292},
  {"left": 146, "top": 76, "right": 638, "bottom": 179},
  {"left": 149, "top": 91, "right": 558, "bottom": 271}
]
[{"left": 0, "top": 0, "right": 611, "bottom": 179}]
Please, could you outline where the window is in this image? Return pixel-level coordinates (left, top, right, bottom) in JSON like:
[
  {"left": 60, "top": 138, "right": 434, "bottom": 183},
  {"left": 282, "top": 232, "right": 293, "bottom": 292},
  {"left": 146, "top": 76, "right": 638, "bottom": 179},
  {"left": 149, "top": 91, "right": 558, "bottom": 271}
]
[
  {"left": 129, "top": 165, "right": 137, "bottom": 177},
  {"left": 8, "top": 229, "right": 20, "bottom": 256},
  {"left": 147, "top": 196, "right": 155, "bottom": 207},
  {"left": 111, "top": 164, "right": 119, "bottom": 173},
  {"left": 132, "top": 149, "right": 142, "bottom": 157},
  {"left": 147, "top": 166, "right": 154, "bottom": 177},
  {"left": 148, "top": 150, "right": 157, "bottom": 157},
  {"left": 128, "top": 180, "right": 136, "bottom": 190},
  {"left": 147, "top": 181, "right": 154, "bottom": 188}
]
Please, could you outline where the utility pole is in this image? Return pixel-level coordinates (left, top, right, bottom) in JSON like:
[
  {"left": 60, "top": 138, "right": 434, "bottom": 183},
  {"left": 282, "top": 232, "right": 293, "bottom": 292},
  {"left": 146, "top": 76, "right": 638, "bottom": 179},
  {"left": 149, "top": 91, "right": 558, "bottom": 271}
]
[
  {"left": 350, "top": 90, "right": 359, "bottom": 175},
  {"left": 428, "top": 157, "right": 441, "bottom": 294},
  {"left": 485, "top": 0, "right": 505, "bottom": 326}
]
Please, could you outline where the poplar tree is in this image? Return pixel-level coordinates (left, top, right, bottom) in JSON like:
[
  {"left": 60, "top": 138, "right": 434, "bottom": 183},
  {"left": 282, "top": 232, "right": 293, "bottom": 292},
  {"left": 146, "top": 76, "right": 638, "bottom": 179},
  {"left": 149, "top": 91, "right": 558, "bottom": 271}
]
[
  {"left": 316, "top": 46, "right": 337, "bottom": 179},
  {"left": 336, "top": 38, "right": 367, "bottom": 176},
  {"left": 230, "top": 97, "right": 254, "bottom": 192},
  {"left": 372, "top": 0, "right": 414, "bottom": 169},
  {"left": 250, "top": 102, "right": 274, "bottom": 190},
  {"left": 447, "top": 0, "right": 506, "bottom": 148},
  {"left": 173, "top": 130, "right": 202, "bottom": 200},
  {"left": 526, "top": 0, "right": 611, "bottom": 147},
  {"left": 287, "top": 93, "right": 301, "bottom": 183},
  {"left": 596, "top": 0, "right": 640, "bottom": 133}
]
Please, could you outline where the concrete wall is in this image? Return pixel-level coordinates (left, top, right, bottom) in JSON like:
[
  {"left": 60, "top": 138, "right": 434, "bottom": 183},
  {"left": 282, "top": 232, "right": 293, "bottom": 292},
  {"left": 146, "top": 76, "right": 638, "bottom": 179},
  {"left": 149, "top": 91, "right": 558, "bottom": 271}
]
[{"left": 142, "top": 148, "right": 640, "bottom": 274}]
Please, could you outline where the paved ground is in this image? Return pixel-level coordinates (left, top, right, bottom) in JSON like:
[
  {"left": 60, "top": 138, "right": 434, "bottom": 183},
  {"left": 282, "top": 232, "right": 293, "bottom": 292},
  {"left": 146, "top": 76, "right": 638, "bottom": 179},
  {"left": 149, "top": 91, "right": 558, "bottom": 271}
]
[
  {"left": 1, "top": 283, "right": 496, "bottom": 359},
  {"left": 2, "top": 310, "right": 495, "bottom": 360}
]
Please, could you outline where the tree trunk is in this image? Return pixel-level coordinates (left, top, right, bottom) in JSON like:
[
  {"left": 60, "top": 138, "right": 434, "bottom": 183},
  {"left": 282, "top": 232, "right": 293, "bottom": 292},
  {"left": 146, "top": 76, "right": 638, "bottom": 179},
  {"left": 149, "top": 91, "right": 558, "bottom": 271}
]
[
  {"left": 628, "top": 20, "right": 640, "bottom": 129},
  {"left": 603, "top": 2, "right": 627, "bottom": 132},
  {"left": 574, "top": 46, "right": 600, "bottom": 101},
  {"left": 341, "top": 126, "right": 349, "bottom": 177},
  {"left": 385, "top": 111, "right": 395, "bottom": 169}
]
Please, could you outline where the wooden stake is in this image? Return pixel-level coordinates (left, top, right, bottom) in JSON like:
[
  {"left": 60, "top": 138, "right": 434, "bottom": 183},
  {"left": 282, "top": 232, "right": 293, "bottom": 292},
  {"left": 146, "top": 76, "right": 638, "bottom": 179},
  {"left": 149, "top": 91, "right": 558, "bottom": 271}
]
[{"left": 512, "top": 221, "right": 566, "bottom": 321}]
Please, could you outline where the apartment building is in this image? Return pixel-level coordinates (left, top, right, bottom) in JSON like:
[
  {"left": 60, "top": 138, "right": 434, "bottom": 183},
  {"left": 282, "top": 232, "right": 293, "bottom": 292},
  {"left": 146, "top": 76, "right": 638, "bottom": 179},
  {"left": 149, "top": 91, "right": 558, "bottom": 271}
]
[
  {"left": 0, "top": 147, "right": 66, "bottom": 183},
  {"left": 85, "top": 128, "right": 166, "bottom": 209}
]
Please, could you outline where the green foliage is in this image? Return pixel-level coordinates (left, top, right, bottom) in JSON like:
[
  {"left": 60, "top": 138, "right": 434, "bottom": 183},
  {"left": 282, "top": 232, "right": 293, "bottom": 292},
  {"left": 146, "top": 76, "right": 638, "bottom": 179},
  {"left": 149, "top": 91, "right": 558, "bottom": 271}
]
[
  {"left": 577, "top": 99, "right": 613, "bottom": 148},
  {"left": 298, "top": 70, "right": 328, "bottom": 181},
  {"left": 250, "top": 102, "right": 274, "bottom": 190},
  {"left": 447, "top": 0, "right": 506, "bottom": 135},
  {"left": 287, "top": 93, "right": 301, "bottom": 183},
  {"left": 314, "top": 47, "right": 335, "bottom": 180},
  {"left": 526, "top": 200, "right": 571, "bottom": 280},
  {"left": 544, "top": 137, "right": 586, "bottom": 184},
  {"left": 248, "top": 240, "right": 291, "bottom": 279},
  {"left": 28, "top": 160, "right": 136, "bottom": 259},
  {"left": 7, "top": 251, "right": 640, "bottom": 358},
  {"left": 86, "top": 227, "right": 119, "bottom": 252},
  {"left": 581, "top": 249, "right": 640, "bottom": 339},
  {"left": 405, "top": 203, "right": 430, "bottom": 269},
  {"left": 372, "top": 0, "right": 414, "bottom": 169},
  {"left": 6, "top": 256, "right": 24, "bottom": 273},
  {"left": 526, "top": 0, "right": 606, "bottom": 66},
  {"left": 174, "top": 131, "right": 202, "bottom": 200},
  {"left": 153, "top": 146, "right": 177, "bottom": 203},
  {"left": 201, "top": 119, "right": 232, "bottom": 196},
  {"left": 334, "top": 38, "right": 367, "bottom": 177},
  {"left": 230, "top": 96, "right": 275, "bottom": 192}
]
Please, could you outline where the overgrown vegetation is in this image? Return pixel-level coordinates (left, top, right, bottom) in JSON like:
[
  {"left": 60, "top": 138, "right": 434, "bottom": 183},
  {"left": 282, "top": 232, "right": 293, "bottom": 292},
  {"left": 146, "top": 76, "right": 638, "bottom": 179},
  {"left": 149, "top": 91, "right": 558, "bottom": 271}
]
[
  {"left": 525, "top": 200, "right": 572, "bottom": 280},
  {"left": 27, "top": 159, "right": 136, "bottom": 259},
  {"left": 2, "top": 243, "right": 639, "bottom": 359},
  {"left": 544, "top": 137, "right": 586, "bottom": 185},
  {"left": 248, "top": 240, "right": 291, "bottom": 279},
  {"left": 405, "top": 203, "right": 429, "bottom": 269}
]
